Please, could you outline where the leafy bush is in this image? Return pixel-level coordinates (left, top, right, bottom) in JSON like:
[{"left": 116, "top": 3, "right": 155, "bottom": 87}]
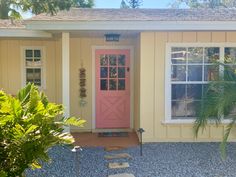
[{"left": 0, "top": 84, "right": 85, "bottom": 177}]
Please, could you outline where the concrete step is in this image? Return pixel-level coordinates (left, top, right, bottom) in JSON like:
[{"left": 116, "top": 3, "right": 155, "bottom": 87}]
[
  {"left": 108, "top": 173, "right": 135, "bottom": 177},
  {"left": 105, "top": 153, "right": 132, "bottom": 160},
  {"left": 108, "top": 162, "right": 129, "bottom": 169}
]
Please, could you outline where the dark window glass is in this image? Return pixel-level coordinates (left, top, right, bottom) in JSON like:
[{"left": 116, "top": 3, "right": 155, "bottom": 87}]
[
  {"left": 171, "top": 47, "right": 187, "bottom": 64},
  {"left": 118, "top": 67, "right": 125, "bottom": 78},
  {"left": 204, "top": 47, "right": 220, "bottom": 63},
  {"left": 101, "top": 79, "right": 108, "bottom": 90},
  {"left": 187, "top": 84, "right": 202, "bottom": 100},
  {"left": 109, "top": 55, "right": 117, "bottom": 66},
  {"left": 109, "top": 79, "right": 117, "bottom": 90},
  {"left": 100, "top": 67, "right": 108, "bottom": 78},
  {"left": 204, "top": 65, "right": 219, "bottom": 81},
  {"left": 34, "top": 50, "right": 41, "bottom": 57},
  {"left": 118, "top": 55, "right": 126, "bottom": 66},
  {"left": 171, "top": 84, "right": 186, "bottom": 100},
  {"left": 26, "top": 68, "right": 41, "bottom": 86},
  {"left": 188, "top": 47, "right": 203, "bottom": 63},
  {"left": 109, "top": 67, "right": 117, "bottom": 78},
  {"left": 100, "top": 55, "right": 108, "bottom": 66},
  {"left": 26, "top": 50, "right": 33, "bottom": 57},
  {"left": 171, "top": 101, "right": 186, "bottom": 118},
  {"left": 118, "top": 79, "right": 125, "bottom": 90},
  {"left": 171, "top": 65, "right": 186, "bottom": 81},
  {"left": 188, "top": 65, "right": 202, "bottom": 81}
]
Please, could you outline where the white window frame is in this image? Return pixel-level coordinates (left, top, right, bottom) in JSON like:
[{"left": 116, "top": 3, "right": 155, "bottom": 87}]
[
  {"left": 21, "top": 46, "right": 46, "bottom": 89},
  {"left": 165, "top": 43, "right": 236, "bottom": 124}
]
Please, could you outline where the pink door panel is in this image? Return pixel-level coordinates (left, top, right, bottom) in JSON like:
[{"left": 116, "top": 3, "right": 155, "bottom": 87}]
[{"left": 96, "top": 49, "right": 130, "bottom": 128}]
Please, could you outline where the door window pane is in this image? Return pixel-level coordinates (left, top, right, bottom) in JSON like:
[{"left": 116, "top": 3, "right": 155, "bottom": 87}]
[
  {"left": 100, "top": 55, "right": 108, "bottom": 66},
  {"left": 188, "top": 47, "right": 203, "bottom": 63},
  {"left": 118, "top": 67, "right": 125, "bottom": 78},
  {"left": 100, "top": 67, "right": 108, "bottom": 78},
  {"left": 204, "top": 47, "right": 220, "bottom": 63},
  {"left": 118, "top": 79, "right": 125, "bottom": 90},
  {"left": 188, "top": 65, "right": 202, "bottom": 81},
  {"left": 101, "top": 79, "right": 108, "bottom": 90},
  {"left": 109, "top": 79, "right": 117, "bottom": 90},
  {"left": 109, "top": 67, "right": 117, "bottom": 78},
  {"left": 118, "top": 55, "right": 126, "bottom": 66},
  {"left": 109, "top": 55, "right": 117, "bottom": 66},
  {"left": 171, "top": 47, "right": 187, "bottom": 64},
  {"left": 171, "top": 65, "right": 186, "bottom": 81}
]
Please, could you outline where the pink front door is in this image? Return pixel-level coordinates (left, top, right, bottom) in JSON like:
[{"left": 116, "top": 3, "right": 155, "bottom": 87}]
[{"left": 95, "top": 49, "right": 130, "bottom": 128}]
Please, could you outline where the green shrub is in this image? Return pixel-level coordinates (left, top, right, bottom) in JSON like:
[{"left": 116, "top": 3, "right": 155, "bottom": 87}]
[{"left": 0, "top": 84, "right": 85, "bottom": 177}]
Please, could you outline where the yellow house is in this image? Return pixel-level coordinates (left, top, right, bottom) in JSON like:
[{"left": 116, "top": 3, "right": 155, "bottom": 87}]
[{"left": 1, "top": 8, "right": 236, "bottom": 142}]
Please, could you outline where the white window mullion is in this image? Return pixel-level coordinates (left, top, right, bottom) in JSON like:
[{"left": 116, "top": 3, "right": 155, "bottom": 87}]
[{"left": 219, "top": 46, "right": 225, "bottom": 79}]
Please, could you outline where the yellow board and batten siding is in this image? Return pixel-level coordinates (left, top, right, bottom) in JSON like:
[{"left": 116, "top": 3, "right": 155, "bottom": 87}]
[
  {"left": 1, "top": 32, "right": 236, "bottom": 142},
  {"left": 140, "top": 32, "right": 236, "bottom": 142},
  {"left": 0, "top": 36, "right": 139, "bottom": 132},
  {"left": 0, "top": 38, "right": 62, "bottom": 103},
  {"left": 69, "top": 37, "right": 139, "bottom": 131}
]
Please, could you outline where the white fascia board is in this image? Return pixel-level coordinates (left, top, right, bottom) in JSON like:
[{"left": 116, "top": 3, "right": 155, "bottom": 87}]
[
  {"left": 0, "top": 29, "right": 52, "bottom": 38},
  {"left": 25, "top": 20, "right": 236, "bottom": 31}
]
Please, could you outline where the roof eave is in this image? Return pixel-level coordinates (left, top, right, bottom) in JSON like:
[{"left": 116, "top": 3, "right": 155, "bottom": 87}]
[
  {"left": 0, "top": 28, "right": 52, "bottom": 38},
  {"left": 25, "top": 20, "right": 236, "bottom": 31}
]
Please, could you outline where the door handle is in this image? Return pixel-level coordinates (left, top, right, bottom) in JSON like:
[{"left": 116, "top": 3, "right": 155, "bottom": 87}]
[{"left": 127, "top": 67, "right": 130, "bottom": 72}]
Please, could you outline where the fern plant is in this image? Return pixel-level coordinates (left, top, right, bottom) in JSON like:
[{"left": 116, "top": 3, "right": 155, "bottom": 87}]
[
  {"left": 0, "top": 84, "right": 85, "bottom": 177},
  {"left": 194, "top": 64, "right": 236, "bottom": 158}
]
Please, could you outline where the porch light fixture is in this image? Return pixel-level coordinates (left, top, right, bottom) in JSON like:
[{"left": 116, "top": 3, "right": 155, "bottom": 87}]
[{"left": 105, "top": 33, "right": 120, "bottom": 42}]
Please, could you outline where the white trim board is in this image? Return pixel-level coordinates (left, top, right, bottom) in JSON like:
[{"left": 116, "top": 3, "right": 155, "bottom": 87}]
[
  {"left": 26, "top": 21, "right": 236, "bottom": 31},
  {"left": 0, "top": 29, "right": 52, "bottom": 38},
  {"left": 92, "top": 45, "right": 135, "bottom": 130}
]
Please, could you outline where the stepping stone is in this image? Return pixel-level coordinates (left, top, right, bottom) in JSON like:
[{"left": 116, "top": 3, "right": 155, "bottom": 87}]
[
  {"left": 105, "top": 153, "right": 132, "bottom": 160},
  {"left": 108, "top": 173, "right": 135, "bottom": 177},
  {"left": 108, "top": 162, "right": 129, "bottom": 169},
  {"left": 105, "top": 146, "right": 125, "bottom": 152}
]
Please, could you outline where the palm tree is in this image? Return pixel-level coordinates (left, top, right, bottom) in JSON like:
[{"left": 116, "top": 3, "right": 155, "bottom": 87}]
[{"left": 194, "top": 63, "right": 236, "bottom": 158}]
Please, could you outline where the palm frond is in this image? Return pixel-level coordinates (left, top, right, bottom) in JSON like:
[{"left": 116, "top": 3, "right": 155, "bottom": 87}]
[{"left": 195, "top": 63, "right": 236, "bottom": 157}]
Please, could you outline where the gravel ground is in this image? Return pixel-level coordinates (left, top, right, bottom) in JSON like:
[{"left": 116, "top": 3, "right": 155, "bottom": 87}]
[{"left": 26, "top": 143, "right": 236, "bottom": 177}]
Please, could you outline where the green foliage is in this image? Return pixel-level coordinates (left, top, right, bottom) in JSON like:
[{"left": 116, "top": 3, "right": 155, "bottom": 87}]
[
  {"left": 194, "top": 64, "right": 236, "bottom": 158},
  {"left": 0, "top": 83, "right": 85, "bottom": 176},
  {"left": 0, "top": 0, "right": 94, "bottom": 19},
  {"left": 121, "top": 0, "right": 143, "bottom": 8},
  {"left": 120, "top": 0, "right": 130, "bottom": 8},
  {"left": 171, "top": 0, "right": 236, "bottom": 8},
  {"left": 77, "top": 0, "right": 95, "bottom": 8}
]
